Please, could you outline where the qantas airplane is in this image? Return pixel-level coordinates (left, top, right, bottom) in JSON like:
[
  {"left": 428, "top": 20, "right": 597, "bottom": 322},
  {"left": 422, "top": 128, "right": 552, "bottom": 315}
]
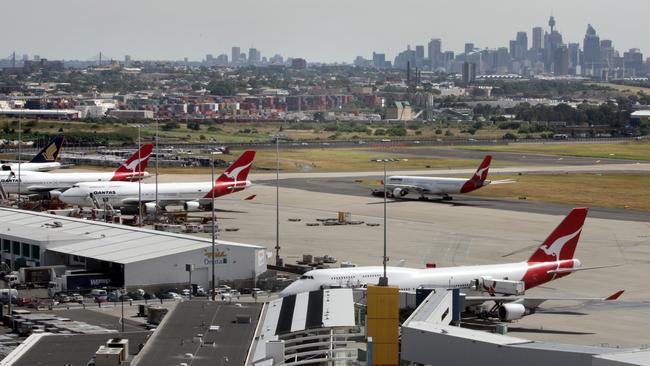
[
  {"left": 1, "top": 135, "right": 65, "bottom": 172},
  {"left": 280, "top": 208, "right": 623, "bottom": 321},
  {"left": 378, "top": 155, "right": 513, "bottom": 200},
  {"left": 59, "top": 150, "right": 256, "bottom": 213},
  {"left": 0, "top": 144, "right": 153, "bottom": 196}
]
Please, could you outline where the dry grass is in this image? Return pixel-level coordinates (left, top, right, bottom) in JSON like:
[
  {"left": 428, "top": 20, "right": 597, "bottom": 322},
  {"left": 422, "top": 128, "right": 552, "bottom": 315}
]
[
  {"left": 458, "top": 141, "right": 650, "bottom": 161},
  {"left": 472, "top": 173, "right": 650, "bottom": 211}
]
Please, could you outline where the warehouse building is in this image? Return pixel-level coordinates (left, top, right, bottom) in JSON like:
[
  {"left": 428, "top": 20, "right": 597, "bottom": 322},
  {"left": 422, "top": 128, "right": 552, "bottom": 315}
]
[{"left": 0, "top": 207, "right": 268, "bottom": 291}]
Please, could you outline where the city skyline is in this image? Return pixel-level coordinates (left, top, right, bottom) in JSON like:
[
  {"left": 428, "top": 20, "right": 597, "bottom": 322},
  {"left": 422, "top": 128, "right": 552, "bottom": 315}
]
[{"left": 2, "top": 0, "right": 649, "bottom": 63}]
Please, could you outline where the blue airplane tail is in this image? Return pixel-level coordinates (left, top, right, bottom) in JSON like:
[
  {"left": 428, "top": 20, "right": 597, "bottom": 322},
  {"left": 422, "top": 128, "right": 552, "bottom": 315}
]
[{"left": 30, "top": 135, "right": 64, "bottom": 163}]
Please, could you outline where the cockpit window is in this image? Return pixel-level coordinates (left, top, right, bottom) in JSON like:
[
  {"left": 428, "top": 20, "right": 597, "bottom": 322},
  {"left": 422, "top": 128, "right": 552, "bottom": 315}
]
[
  {"left": 300, "top": 275, "right": 314, "bottom": 280},
  {"left": 72, "top": 185, "right": 79, "bottom": 188}
]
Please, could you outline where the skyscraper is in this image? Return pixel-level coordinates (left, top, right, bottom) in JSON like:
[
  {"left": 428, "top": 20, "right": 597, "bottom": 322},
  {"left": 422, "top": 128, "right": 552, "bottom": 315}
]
[
  {"left": 554, "top": 45, "right": 570, "bottom": 75},
  {"left": 415, "top": 45, "right": 425, "bottom": 68},
  {"left": 462, "top": 62, "right": 477, "bottom": 83},
  {"left": 516, "top": 32, "right": 528, "bottom": 54},
  {"left": 583, "top": 24, "right": 601, "bottom": 74},
  {"left": 231, "top": 47, "right": 241, "bottom": 65},
  {"left": 427, "top": 38, "right": 442, "bottom": 70},
  {"left": 532, "top": 27, "right": 543, "bottom": 50},
  {"left": 248, "top": 48, "right": 261, "bottom": 65},
  {"left": 465, "top": 43, "right": 475, "bottom": 54}
]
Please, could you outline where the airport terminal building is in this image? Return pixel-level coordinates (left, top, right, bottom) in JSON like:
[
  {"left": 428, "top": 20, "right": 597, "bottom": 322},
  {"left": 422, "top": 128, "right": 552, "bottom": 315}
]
[{"left": 0, "top": 207, "right": 268, "bottom": 291}]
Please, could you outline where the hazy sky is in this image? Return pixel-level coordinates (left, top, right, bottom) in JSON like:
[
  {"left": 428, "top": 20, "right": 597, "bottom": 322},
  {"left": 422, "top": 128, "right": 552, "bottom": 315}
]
[{"left": 2, "top": 0, "right": 649, "bottom": 63}]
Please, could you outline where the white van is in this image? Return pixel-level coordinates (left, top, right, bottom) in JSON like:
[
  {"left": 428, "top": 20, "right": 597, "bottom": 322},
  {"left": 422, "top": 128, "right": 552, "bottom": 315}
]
[
  {"left": 90, "top": 289, "right": 108, "bottom": 302},
  {"left": 0, "top": 288, "right": 18, "bottom": 304},
  {"left": 5, "top": 274, "right": 19, "bottom": 288}
]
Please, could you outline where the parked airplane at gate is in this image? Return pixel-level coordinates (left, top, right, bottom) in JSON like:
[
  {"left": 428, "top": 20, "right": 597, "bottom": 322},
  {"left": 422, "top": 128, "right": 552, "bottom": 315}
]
[
  {"left": 59, "top": 150, "right": 256, "bottom": 212},
  {"left": 1, "top": 135, "right": 65, "bottom": 172},
  {"left": 376, "top": 155, "right": 513, "bottom": 200},
  {"left": 0, "top": 144, "right": 153, "bottom": 196},
  {"left": 280, "top": 208, "right": 623, "bottom": 321}
]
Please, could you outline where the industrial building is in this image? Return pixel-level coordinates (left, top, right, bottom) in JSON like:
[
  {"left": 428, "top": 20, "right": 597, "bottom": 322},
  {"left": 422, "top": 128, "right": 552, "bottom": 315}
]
[{"left": 0, "top": 207, "right": 268, "bottom": 291}]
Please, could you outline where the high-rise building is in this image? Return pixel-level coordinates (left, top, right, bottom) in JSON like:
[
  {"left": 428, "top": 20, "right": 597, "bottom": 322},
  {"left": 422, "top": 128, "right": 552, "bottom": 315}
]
[
  {"left": 462, "top": 62, "right": 477, "bottom": 83},
  {"left": 124, "top": 55, "right": 132, "bottom": 67},
  {"left": 291, "top": 58, "right": 307, "bottom": 69},
  {"left": 248, "top": 48, "right": 261, "bottom": 65},
  {"left": 415, "top": 45, "right": 425, "bottom": 68},
  {"left": 465, "top": 43, "right": 475, "bottom": 54},
  {"left": 427, "top": 38, "right": 442, "bottom": 70},
  {"left": 532, "top": 27, "right": 543, "bottom": 50},
  {"left": 270, "top": 54, "right": 284, "bottom": 65},
  {"left": 583, "top": 24, "right": 601, "bottom": 74},
  {"left": 554, "top": 45, "right": 570, "bottom": 75},
  {"left": 624, "top": 48, "right": 644, "bottom": 76},
  {"left": 231, "top": 47, "right": 241, "bottom": 65},
  {"left": 216, "top": 54, "right": 228, "bottom": 65},
  {"left": 373, "top": 52, "right": 387, "bottom": 68},
  {"left": 544, "top": 16, "right": 563, "bottom": 72},
  {"left": 568, "top": 43, "right": 580, "bottom": 74},
  {"left": 509, "top": 40, "right": 518, "bottom": 59}
]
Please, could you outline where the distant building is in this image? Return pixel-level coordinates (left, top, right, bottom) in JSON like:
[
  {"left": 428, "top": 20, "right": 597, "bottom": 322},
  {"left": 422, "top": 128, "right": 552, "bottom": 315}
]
[
  {"left": 291, "top": 58, "right": 307, "bottom": 69},
  {"left": 428, "top": 39, "right": 442, "bottom": 70},
  {"left": 372, "top": 52, "right": 387, "bottom": 68},
  {"left": 583, "top": 24, "right": 601, "bottom": 75},
  {"left": 532, "top": 27, "right": 543, "bottom": 51},
  {"left": 462, "top": 62, "right": 477, "bottom": 83},
  {"left": 464, "top": 43, "right": 475, "bottom": 55},
  {"left": 248, "top": 48, "right": 261, "bottom": 65},
  {"left": 108, "top": 110, "right": 154, "bottom": 120},
  {"left": 231, "top": 47, "right": 241, "bottom": 65},
  {"left": 554, "top": 45, "right": 570, "bottom": 75},
  {"left": 385, "top": 101, "right": 412, "bottom": 121}
]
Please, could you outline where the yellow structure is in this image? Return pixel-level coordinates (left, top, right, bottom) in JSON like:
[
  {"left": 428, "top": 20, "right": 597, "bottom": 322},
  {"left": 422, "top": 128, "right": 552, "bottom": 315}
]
[{"left": 366, "top": 285, "right": 399, "bottom": 366}]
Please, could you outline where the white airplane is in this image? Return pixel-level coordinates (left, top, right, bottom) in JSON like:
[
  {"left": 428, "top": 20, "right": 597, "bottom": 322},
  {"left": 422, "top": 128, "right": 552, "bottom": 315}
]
[
  {"left": 59, "top": 150, "right": 256, "bottom": 213},
  {"left": 0, "top": 144, "right": 153, "bottom": 196},
  {"left": 280, "top": 208, "right": 623, "bottom": 321},
  {"left": 378, "top": 155, "right": 513, "bottom": 200},
  {"left": 1, "top": 136, "right": 64, "bottom": 172}
]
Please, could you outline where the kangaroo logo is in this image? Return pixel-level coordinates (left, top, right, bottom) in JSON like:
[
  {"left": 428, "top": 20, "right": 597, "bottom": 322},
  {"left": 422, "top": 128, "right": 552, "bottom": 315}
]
[
  {"left": 540, "top": 228, "right": 582, "bottom": 259},
  {"left": 223, "top": 161, "right": 252, "bottom": 181},
  {"left": 42, "top": 143, "right": 58, "bottom": 161},
  {"left": 122, "top": 152, "right": 151, "bottom": 172},
  {"left": 474, "top": 166, "right": 489, "bottom": 180}
]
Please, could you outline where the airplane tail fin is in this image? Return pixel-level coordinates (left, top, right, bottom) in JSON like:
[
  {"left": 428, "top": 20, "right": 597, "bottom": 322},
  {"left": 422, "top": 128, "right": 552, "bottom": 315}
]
[
  {"left": 460, "top": 155, "right": 492, "bottom": 193},
  {"left": 111, "top": 144, "right": 154, "bottom": 181},
  {"left": 528, "top": 208, "right": 589, "bottom": 263},
  {"left": 30, "top": 135, "right": 64, "bottom": 163},
  {"left": 216, "top": 150, "right": 256, "bottom": 183}
]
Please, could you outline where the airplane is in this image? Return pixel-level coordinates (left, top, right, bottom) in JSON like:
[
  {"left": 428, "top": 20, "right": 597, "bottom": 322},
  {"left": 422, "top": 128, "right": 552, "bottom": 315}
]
[
  {"left": 375, "top": 155, "right": 513, "bottom": 201},
  {"left": 280, "top": 208, "right": 623, "bottom": 321},
  {"left": 1, "top": 135, "right": 65, "bottom": 172},
  {"left": 0, "top": 143, "right": 153, "bottom": 196},
  {"left": 58, "top": 150, "right": 256, "bottom": 213}
]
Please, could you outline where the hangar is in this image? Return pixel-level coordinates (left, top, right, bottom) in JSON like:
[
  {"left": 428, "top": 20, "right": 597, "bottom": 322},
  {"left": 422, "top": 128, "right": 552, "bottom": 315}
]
[{"left": 0, "top": 207, "right": 268, "bottom": 291}]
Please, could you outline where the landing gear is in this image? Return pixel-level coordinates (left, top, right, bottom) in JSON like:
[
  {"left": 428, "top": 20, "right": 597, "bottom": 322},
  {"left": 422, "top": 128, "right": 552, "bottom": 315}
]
[
  {"left": 442, "top": 195, "right": 453, "bottom": 201},
  {"left": 418, "top": 196, "right": 429, "bottom": 201}
]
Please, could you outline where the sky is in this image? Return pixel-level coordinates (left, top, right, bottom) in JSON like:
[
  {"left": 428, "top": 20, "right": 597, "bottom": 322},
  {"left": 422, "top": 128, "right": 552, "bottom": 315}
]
[{"left": 2, "top": 0, "right": 649, "bottom": 63}]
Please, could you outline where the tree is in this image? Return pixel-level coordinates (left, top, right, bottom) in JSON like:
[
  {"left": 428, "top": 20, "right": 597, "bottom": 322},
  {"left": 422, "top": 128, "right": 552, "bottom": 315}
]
[{"left": 162, "top": 121, "right": 180, "bottom": 131}]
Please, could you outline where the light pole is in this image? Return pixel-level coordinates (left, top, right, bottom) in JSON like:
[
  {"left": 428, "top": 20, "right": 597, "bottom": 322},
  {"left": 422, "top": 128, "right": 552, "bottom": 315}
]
[
  {"left": 271, "top": 133, "right": 286, "bottom": 266},
  {"left": 211, "top": 156, "right": 216, "bottom": 300},
  {"left": 375, "top": 158, "right": 400, "bottom": 287},
  {"left": 155, "top": 121, "right": 159, "bottom": 215},
  {"left": 17, "top": 118, "right": 21, "bottom": 207}
]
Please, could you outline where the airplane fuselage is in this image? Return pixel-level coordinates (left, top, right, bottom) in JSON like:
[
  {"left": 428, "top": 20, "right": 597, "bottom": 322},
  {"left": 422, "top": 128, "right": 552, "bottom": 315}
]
[
  {"left": 280, "top": 260, "right": 577, "bottom": 297},
  {"left": 2, "top": 162, "right": 61, "bottom": 172},
  {"left": 386, "top": 176, "right": 491, "bottom": 197},
  {"left": 0, "top": 170, "right": 148, "bottom": 194},
  {"left": 59, "top": 180, "right": 251, "bottom": 207}
]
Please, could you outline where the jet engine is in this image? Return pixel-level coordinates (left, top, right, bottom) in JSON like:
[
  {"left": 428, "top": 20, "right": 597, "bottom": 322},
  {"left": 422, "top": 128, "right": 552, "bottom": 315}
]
[
  {"left": 144, "top": 202, "right": 157, "bottom": 214},
  {"left": 183, "top": 201, "right": 201, "bottom": 212},
  {"left": 497, "top": 303, "right": 528, "bottom": 321},
  {"left": 393, "top": 188, "right": 408, "bottom": 197}
]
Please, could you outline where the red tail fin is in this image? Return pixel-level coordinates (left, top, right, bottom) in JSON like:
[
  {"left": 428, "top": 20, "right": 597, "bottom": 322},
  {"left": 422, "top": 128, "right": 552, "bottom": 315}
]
[
  {"left": 111, "top": 144, "right": 153, "bottom": 181},
  {"left": 460, "top": 155, "right": 491, "bottom": 193},
  {"left": 528, "top": 208, "right": 588, "bottom": 263},
  {"left": 217, "top": 150, "right": 256, "bottom": 183}
]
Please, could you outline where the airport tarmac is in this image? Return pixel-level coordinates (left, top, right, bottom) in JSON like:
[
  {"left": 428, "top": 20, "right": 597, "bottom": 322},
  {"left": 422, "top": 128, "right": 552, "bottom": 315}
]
[{"left": 188, "top": 184, "right": 650, "bottom": 348}]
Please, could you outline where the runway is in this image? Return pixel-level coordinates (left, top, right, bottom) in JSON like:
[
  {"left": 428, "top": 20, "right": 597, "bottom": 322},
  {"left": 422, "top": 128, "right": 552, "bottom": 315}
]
[{"left": 257, "top": 175, "right": 650, "bottom": 223}]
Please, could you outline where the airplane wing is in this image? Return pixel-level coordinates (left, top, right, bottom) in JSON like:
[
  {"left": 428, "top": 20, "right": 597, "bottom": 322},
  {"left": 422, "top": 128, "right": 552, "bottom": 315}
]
[
  {"left": 26, "top": 185, "right": 69, "bottom": 193},
  {"left": 464, "top": 290, "right": 624, "bottom": 309}
]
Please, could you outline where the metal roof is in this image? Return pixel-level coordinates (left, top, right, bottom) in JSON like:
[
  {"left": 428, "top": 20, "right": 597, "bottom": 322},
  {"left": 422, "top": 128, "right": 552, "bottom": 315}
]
[{"left": 0, "top": 207, "right": 265, "bottom": 264}]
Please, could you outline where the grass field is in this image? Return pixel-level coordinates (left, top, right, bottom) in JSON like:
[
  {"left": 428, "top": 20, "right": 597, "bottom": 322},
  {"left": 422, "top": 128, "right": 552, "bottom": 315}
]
[
  {"left": 359, "top": 173, "right": 650, "bottom": 211},
  {"left": 457, "top": 141, "right": 650, "bottom": 161},
  {"left": 589, "top": 83, "right": 650, "bottom": 95}
]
